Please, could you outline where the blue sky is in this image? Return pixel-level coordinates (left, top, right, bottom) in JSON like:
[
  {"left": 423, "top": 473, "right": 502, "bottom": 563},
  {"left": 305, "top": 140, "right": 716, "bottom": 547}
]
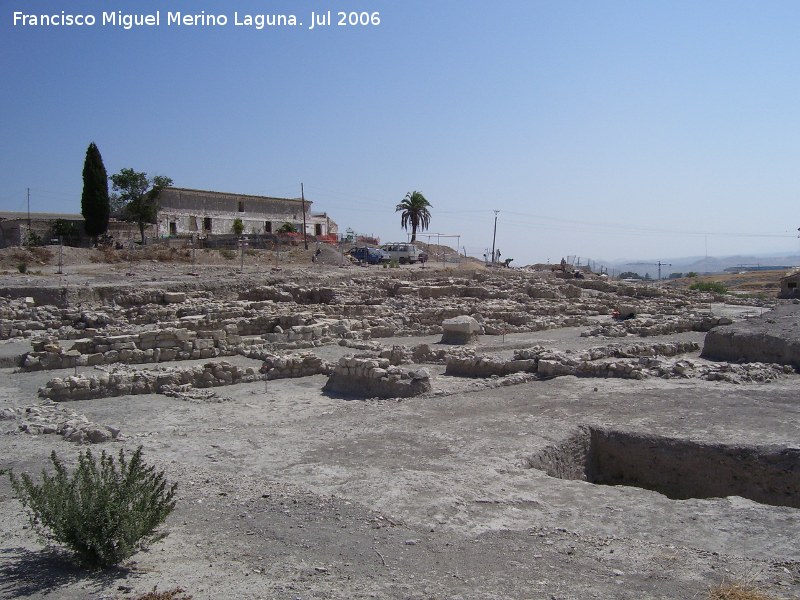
[{"left": 2, "top": 0, "right": 799, "bottom": 265}]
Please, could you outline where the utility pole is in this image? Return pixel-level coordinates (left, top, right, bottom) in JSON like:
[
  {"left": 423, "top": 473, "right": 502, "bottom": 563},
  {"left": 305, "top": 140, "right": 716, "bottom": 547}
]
[
  {"left": 656, "top": 260, "right": 671, "bottom": 280},
  {"left": 300, "top": 182, "right": 308, "bottom": 250},
  {"left": 491, "top": 210, "right": 499, "bottom": 264},
  {"left": 27, "top": 188, "right": 31, "bottom": 241}
]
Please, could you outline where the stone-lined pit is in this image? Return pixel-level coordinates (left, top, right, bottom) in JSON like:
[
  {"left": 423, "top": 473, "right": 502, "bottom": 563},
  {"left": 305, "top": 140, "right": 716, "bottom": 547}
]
[{"left": 526, "top": 426, "right": 800, "bottom": 508}]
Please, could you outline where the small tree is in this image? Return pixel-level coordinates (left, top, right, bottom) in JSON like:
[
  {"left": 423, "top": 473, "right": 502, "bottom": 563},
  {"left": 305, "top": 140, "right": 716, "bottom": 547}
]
[
  {"left": 81, "top": 142, "right": 110, "bottom": 244},
  {"left": 9, "top": 446, "right": 177, "bottom": 568},
  {"left": 278, "top": 222, "right": 298, "bottom": 233},
  {"left": 49, "top": 219, "right": 80, "bottom": 246},
  {"left": 232, "top": 218, "right": 244, "bottom": 235},
  {"left": 110, "top": 169, "right": 173, "bottom": 244}
]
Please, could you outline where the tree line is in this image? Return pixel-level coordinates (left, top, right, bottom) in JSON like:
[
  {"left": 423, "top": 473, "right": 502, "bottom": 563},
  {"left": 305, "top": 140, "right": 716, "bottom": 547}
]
[{"left": 80, "top": 142, "right": 172, "bottom": 245}]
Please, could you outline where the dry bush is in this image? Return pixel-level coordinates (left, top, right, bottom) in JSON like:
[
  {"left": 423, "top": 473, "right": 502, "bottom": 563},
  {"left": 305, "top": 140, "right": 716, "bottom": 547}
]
[
  {"left": 9, "top": 248, "right": 31, "bottom": 264},
  {"left": 133, "top": 587, "right": 192, "bottom": 600},
  {"left": 155, "top": 248, "right": 191, "bottom": 263},
  {"left": 90, "top": 248, "right": 125, "bottom": 263},
  {"left": 28, "top": 246, "right": 54, "bottom": 263},
  {"left": 707, "top": 582, "right": 782, "bottom": 600}
]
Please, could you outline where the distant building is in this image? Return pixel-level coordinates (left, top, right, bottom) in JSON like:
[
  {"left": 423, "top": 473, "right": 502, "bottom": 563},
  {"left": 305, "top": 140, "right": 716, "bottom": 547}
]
[
  {"left": 779, "top": 271, "right": 800, "bottom": 299},
  {"left": 154, "top": 188, "right": 338, "bottom": 239},
  {"left": 0, "top": 211, "right": 150, "bottom": 248},
  {"left": 1, "top": 187, "right": 339, "bottom": 248},
  {"left": 0, "top": 212, "right": 82, "bottom": 248},
  {"left": 724, "top": 265, "right": 793, "bottom": 273}
]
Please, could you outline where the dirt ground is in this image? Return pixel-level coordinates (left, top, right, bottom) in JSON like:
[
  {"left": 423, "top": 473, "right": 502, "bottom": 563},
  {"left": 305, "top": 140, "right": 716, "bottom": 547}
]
[{"left": 0, "top": 249, "right": 798, "bottom": 600}]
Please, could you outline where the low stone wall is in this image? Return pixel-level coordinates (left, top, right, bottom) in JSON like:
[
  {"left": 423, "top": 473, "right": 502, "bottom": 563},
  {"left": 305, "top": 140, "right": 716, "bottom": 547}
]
[
  {"left": 581, "top": 314, "right": 733, "bottom": 338},
  {"left": 21, "top": 327, "right": 241, "bottom": 371},
  {"left": 38, "top": 361, "right": 261, "bottom": 401},
  {"left": 323, "top": 356, "right": 431, "bottom": 398},
  {"left": 240, "top": 285, "right": 337, "bottom": 305},
  {"left": 0, "top": 297, "right": 104, "bottom": 340},
  {"left": 260, "top": 351, "right": 333, "bottom": 380},
  {"left": 446, "top": 341, "right": 700, "bottom": 380},
  {"left": 580, "top": 341, "right": 699, "bottom": 361},
  {"left": 639, "top": 356, "right": 792, "bottom": 383},
  {"left": 104, "top": 289, "right": 187, "bottom": 307},
  {"left": 446, "top": 353, "right": 536, "bottom": 378}
]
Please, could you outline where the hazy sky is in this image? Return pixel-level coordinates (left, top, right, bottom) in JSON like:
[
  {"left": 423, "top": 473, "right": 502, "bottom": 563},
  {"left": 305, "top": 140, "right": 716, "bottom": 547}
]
[{"left": 2, "top": 0, "right": 799, "bottom": 265}]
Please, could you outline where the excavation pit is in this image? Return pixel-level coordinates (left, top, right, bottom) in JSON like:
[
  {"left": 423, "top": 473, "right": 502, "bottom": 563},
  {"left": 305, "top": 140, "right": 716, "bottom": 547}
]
[{"left": 526, "top": 426, "right": 800, "bottom": 509}]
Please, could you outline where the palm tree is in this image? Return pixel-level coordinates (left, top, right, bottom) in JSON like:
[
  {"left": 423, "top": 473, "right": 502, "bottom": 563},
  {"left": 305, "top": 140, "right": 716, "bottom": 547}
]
[{"left": 395, "top": 191, "right": 432, "bottom": 242}]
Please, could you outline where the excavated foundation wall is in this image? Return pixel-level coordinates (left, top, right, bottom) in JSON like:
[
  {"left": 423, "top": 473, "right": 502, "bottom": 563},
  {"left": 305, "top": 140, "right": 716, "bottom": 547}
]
[
  {"left": 527, "top": 427, "right": 800, "bottom": 509},
  {"left": 701, "top": 304, "right": 800, "bottom": 369},
  {"left": 323, "top": 356, "right": 431, "bottom": 398},
  {"left": 38, "top": 361, "right": 261, "bottom": 401}
]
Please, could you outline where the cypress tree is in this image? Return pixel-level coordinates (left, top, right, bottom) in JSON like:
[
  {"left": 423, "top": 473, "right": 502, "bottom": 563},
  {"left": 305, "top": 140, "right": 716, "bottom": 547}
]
[{"left": 81, "top": 142, "right": 110, "bottom": 242}]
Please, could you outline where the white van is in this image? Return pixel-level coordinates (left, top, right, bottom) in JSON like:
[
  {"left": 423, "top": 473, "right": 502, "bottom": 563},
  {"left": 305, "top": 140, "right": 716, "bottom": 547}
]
[{"left": 380, "top": 243, "right": 426, "bottom": 264}]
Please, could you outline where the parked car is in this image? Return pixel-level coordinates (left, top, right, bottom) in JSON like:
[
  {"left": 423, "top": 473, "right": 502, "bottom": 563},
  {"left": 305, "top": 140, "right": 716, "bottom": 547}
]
[
  {"left": 380, "top": 243, "right": 425, "bottom": 264},
  {"left": 348, "top": 246, "right": 390, "bottom": 265}
]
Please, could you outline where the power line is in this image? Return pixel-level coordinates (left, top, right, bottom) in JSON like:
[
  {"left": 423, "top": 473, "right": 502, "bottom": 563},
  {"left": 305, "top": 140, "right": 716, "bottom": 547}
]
[{"left": 499, "top": 209, "right": 793, "bottom": 239}]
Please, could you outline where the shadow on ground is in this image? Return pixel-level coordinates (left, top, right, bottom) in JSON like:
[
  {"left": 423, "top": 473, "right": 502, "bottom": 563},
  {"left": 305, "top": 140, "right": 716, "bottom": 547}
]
[{"left": 0, "top": 546, "right": 128, "bottom": 597}]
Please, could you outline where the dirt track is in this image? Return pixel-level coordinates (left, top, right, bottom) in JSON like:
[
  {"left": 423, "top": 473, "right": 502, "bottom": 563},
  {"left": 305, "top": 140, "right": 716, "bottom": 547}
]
[{"left": 1, "top": 252, "right": 798, "bottom": 600}]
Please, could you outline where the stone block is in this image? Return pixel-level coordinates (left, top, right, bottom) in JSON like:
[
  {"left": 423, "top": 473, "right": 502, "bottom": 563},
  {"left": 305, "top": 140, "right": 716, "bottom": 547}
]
[
  {"left": 86, "top": 353, "right": 105, "bottom": 366},
  {"left": 163, "top": 292, "right": 187, "bottom": 304},
  {"left": 441, "top": 315, "right": 482, "bottom": 345}
]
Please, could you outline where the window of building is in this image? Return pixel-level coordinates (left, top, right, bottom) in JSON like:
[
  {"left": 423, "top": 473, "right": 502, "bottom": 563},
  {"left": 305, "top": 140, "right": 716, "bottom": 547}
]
[
  {"left": 203, "top": 217, "right": 212, "bottom": 232},
  {"left": 169, "top": 222, "right": 177, "bottom": 235},
  {"left": 238, "top": 201, "right": 244, "bottom": 213},
  {"left": 789, "top": 282, "right": 797, "bottom": 289},
  {"left": 265, "top": 221, "right": 272, "bottom": 233},
  {"left": 315, "top": 224, "right": 322, "bottom": 236}
]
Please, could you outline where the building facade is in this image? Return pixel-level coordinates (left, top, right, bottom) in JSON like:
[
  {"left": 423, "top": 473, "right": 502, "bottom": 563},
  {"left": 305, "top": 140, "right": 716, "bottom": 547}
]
[
  {"left": 155, "top": 188, "right": 338, "bottom": 239},
  {"left": 0, "top": 212, "right": 83, "bottom": 248},
  {"left": 779, "top": 271, "right": 800, "bottom": 299}
]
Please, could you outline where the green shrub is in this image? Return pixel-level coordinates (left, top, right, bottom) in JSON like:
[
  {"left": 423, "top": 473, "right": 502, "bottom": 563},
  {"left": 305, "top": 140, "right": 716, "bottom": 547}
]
[
  {"left": 9, "top": 446, "right": 177, "bottom": 568},
  {"left": 24, "top": 231, "right": 43, "bottom": 247},
  {"left": 17, "top": 262, "right": 28, "bottom": 273},
  {"left": 689, "top": 281, "right": 728, "bottom": 294}
]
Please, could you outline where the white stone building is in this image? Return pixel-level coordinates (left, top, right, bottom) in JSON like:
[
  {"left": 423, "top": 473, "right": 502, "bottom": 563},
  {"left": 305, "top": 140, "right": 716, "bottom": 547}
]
[{"left": 154, "top": 188, "right": 338, "bottom": 239}]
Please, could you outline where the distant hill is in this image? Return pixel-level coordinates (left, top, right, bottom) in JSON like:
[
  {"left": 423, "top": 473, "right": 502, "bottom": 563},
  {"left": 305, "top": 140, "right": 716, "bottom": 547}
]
[{"left": 609, "top": 252, "right": 800, "bottom": 278}]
